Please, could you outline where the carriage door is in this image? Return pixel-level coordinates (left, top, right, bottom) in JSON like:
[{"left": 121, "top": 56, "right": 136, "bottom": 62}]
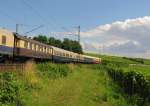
[{"left": 14, "top": 37, "right": 20, "bottom": 55}]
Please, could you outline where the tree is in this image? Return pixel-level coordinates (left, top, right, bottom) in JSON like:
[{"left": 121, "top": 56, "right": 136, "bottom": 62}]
[
  {"left": 71, "top": 41, "right": 83, "bottom": 54},
  {"left": 62, "top": 38, "right": 71, "bottom": 51},
  {"left": 33, "top": 35, "right": 48, "bottom": 44},
  {"left": 48, "top": 37, "right": 62, "bottom": 48},
  {"left": 62, "top": 38, "right": 83, "bottom": 54}
]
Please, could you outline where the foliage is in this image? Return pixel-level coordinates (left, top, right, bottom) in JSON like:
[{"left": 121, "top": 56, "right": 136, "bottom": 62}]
[
  {"left": 33, "top": 35, "right": 48, "bottom": 44},
  {"left": 100, "top": 57, "right": 150, "bottom": 105},
  {"left": 123, "top": 57, "right": 144, "bottom": 64},
  {"left": 48, "top": 37, "right": 62, "bottom": 48},
  {"left": 62, "top": 38, "right": 83, "bottom": 53},
  {"left": 106, "top": 65, "right": 150, "bottom": 106},
  {"left": 21, "top": 64, "right": 129, "bottom": 106},
  {"left": 0, "top": 72, "right": 21, "bottom": 105},
  {"left": 87, "top": 53, "right": 150, "bottom": 105},
  {"left": 36, "top": 63, "right": 71, "bottom": 79}
]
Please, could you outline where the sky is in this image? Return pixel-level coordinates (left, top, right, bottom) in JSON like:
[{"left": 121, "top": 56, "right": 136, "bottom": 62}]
[{"left": 1, "top": 0, "right": 150, "bottom": 58}]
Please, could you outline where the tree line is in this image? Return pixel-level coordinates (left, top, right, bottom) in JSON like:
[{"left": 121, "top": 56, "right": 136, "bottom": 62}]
[{"left": 33, "top": 35, "right": 83, "bottom": 54}]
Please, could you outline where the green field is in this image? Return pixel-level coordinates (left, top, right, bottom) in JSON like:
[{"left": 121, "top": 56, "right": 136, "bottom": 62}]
[
  {"left": 1, "top": 62, "right": 130, "bottom": 106},
  {"left": 0, "top": 54, "right": 150, "bottom": 106},
  {"left": 87, "top": 53, "right": 150, "bottom": 105}
]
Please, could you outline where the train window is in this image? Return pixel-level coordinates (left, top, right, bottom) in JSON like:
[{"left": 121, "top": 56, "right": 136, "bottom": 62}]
[
  {"left": 34, "top": 44, "right": 36, "bottom": 51},
  {"left": 39, "top": 45, "right": 42, "bottom": 52},
  {"left": 55, "top": 51, "right": 57, "bottom": 55},
  {"left": 48, "top": 49, "right": 50, "bottom": 54},
  {"left": 40, "top": 46, "right": 42, "bottom": 52},
  {"left": 37, "top": 45, "right": 39, "bottom": 51},
  {"left": 41, "top": 46, "right": 43, "bottom": 52},
  {"left": 36, "top": 45, "right": 39, "bottom": 51},
  {"left": 47, "top": 48, "right": 49, "bottom": 53},
  {"left": 47, "top": 48, "right": 49, "bottom": 54},
  {"left": 49, "top": 49, "right": 51, "bottom": 54},
  {"left": 49, "top": 48, "right": 52, "bottom": 54},
  {"left": 44, "top": 47, "right": 46, "bottom": 53},
  {"left": 43, "top": 47, "right": 45, "bottom": 53},
  {"left": 30, "top": 43, "right": 32, "bottom": 50},
  {"left": 24, "top": 41, "right": 28, "bottom": 48},
  {"left": 2, "top": 35, "right": 6, "bottom": 45},
  {"left": 54, "top": 51, "right": 56, "bottom": 55},
  {"left": 39, "top": 46, "right": 41, "bottom": 52},
  {"left": 48, "top": 48, "right": 50, "bottom": 54},
  {"left": 56, "top": 51, "right": 58, "bottom": 55},
  {"left": 60, "top": 52, "right": 62, "bottom": 56}
]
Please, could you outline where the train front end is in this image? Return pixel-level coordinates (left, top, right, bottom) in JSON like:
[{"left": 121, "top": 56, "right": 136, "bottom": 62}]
[{"left": 0, "top": 29, "right": 14, "bottom": 61}]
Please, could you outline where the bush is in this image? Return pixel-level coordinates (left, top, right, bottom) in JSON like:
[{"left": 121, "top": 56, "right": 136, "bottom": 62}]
[
  {"left": 0, "top": 72, "right": 21, "bottom": 105},
  {"left": 37, "top": 63, "right": 70, "bottom": 79},
  {"left": 106, "top": 66, "right": 150, "bottom": 105}
]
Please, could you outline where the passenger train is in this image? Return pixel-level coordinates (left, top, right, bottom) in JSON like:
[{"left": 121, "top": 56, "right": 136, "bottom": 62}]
[{"left": 0, "top": 28, "right": 101, "bottom": 64}]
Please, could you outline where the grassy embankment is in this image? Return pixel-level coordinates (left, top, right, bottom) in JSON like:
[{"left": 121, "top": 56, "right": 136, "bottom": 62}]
[
  {"left": 1, "top": 61, "right": 129, "bottom": 106},
  {"left": 1, "top": 53, "right": 150, "bottom": 106},
  {"left": 87, "top": 53, "right": 150, "bottom": 106}
]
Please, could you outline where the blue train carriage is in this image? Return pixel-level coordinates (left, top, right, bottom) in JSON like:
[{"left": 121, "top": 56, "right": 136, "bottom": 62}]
[
  {"left": 83, "top": 55, "right": 101, "bottom": 64},
  {"left": 14, "top": 33, "right": 53, "bottom": 60},
  {"left": 82, "top": 55, "right": 94, "bottom": 64},
  {"left": 52, "top": 46, "right": 79, "bottom": 63},
  {"left": 93, "top": 57, "right": 101, "bottom": 64},
  {"left": 0, "top": 29, "right": 14, "bottom": 61}
]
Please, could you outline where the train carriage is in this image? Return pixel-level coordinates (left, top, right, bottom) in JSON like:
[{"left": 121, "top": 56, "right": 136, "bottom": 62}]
[
  {"left": 0, "top": 29, "right": 14, "bottom": 62},
  {"left": 52, "top": 46, "right": 79, "bottom": 63},
  {"left": 14, "top": 33, "right": 53, "bottom": 60},
  {"left": 0, "top": 28, "right": 101, "bottom": 64},
  {"left": 83, "top": 55, "right": 94, "bottom": 64}
]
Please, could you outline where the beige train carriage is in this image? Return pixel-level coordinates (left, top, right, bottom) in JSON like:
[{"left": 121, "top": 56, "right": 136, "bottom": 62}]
[
  {"left": 0, "top": 28, "right": 14, "bottom": 55},
  {"left": 14, "top": 34, "right": 53, "bottom": 59},
  {"left": 52, "top": 46, "right": 80, "bottom": 63}
]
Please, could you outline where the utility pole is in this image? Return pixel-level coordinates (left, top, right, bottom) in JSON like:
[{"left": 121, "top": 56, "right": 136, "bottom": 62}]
[
  {"left": 77, "top": 26, "right": 80, "bottom": 44},
  {"left": 16, "top": 24, "right": 19, "bottom": 33},
  {"left": 61, "top": 26, "right": 80, "bottom": 44},
  {"left": 99, "top": 46, "right": 101, "bottom": 64},
  {"left": 16, "top": 24, "right": 23, "bottom": 34}
]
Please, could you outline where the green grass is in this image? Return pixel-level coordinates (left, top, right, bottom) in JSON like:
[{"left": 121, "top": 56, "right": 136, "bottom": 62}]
[
  {"left": 86, "top": 52, "right": 150, "bottom": 64},
  {"left": 1, "top": 53, "right": 150, "bottom": 106},
  {"left": 86, "top": 53, "right": 150, "bottom": 75},
  {"left": 126, "top": 65, "right": 150, "bottom": 76},
  {"left": 1, "top": 63, "right": 129, "bottom": 106},
  {"left": 86, "top": 53, "right": 150, "bottom": 106},
  {"left": 22, "top": 64, "right": 128, "bottom": 106}
]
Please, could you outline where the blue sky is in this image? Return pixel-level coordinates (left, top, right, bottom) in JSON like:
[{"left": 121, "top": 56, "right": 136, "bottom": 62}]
[
  {"left": 1, "top": 0, "right": 150, "bottom": 58},
  {"left": 0, "top": 0, "right": 150, "bottom": 33}
]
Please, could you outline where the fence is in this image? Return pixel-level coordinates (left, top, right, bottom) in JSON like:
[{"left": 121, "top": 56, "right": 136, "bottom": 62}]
[{"left": 0, "top": 63, "right": 25, "bottom": 71}]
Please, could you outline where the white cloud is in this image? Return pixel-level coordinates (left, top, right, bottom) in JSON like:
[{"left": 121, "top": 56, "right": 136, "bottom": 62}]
[{"left": 81, "top": 16, "right": 150, "bottom": 59}]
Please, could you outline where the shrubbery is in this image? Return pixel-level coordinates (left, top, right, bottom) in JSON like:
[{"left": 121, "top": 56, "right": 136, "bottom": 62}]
[
  {"left": 105, "top": 64, "right": 150, "bottom": 105},
  {"left": 37, "top": 63, "right": 71, "bottom": 79},
  {"left": 123, "top": 57, "right": 144, "bottom": 64},
  {"left": 0, "top": 63, "right": 72, "bottom": 105},
  {"left": 0, "top": 72, "right": 21, "bottom": 105}
]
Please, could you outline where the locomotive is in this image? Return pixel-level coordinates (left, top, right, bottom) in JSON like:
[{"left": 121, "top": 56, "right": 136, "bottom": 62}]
[{"left": 0, "top": 28, "right": 101, "bottom": 64}]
